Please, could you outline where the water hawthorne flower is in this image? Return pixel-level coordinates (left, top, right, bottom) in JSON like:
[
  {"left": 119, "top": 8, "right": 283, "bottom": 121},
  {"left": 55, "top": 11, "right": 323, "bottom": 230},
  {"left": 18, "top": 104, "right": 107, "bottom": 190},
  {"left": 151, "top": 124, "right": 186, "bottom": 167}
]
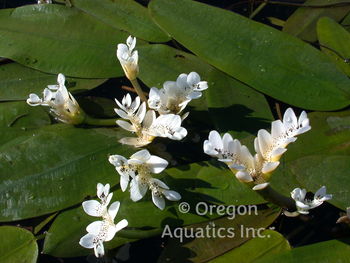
[
  {"left": 108, "top": 149, "right": 181, "bottom": 210},
  {"left": 80, "top": 183, "right": 128, "bottom": 258},
  {"left": 203, "top": 108, "right": 311, "bottom": 190},
  {"left": 291, "top": 186, "right": 332, "bottom": 215},
  {"left": 148, "top": 71, "right": 208, "bottom": 115},
  {"left": 117, "top": 35, "right": 138, "bottom": 80},
  {"left": 115, "top": 93, "right": 187, "bottom": 147},
  {"left": 27, "top": 73, "right": 85, "bottom": 125}
]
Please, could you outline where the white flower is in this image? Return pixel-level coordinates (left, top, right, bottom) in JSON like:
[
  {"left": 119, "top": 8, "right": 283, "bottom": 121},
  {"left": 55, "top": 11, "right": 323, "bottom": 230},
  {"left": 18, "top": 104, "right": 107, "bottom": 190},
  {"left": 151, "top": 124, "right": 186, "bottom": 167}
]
[
  {"left": 203, "top": 108, "right": 311, "bottom": 190},
  {"left": 80, "top": 201, "right": 128, "bottom": 258},
  {"left": 148, "top": 178, "right": 181, "bottom": 210},
  {"left": 26, "top": 73, "right": 85, "bottom": 125},
  {"left": 110, "top": 150, "right": 180, "bottom": 210},
  {"left": 291, "top": 186, "right": 332, "bottom": 214},
  {"left": 144, "top": 114, "right": 187, "bottom": 141},
  {"left": 114, "top": 93, "right": 187, "bottom": 147},
  {"left": 257, "top": 108, "right": 311, "bottom": 162},
  {"left": 114, "top": 94, "right": 141, "bottom": 120},
  {"left": 116, "top": 35, "right": 138, "bottom": 80},
  {"left": 108, "top": 155, "right": 134, "bottom": 192},
  {"left": 82, "top": 183, "right": 113, "bottom": 217},
  {"left": 109, "top": 149, "right": 168, "bottom": 192},
  {"left": 150, "top": 72, "right": 208, "bottom": 115},
  {"left": 148, "top": 87, "right": 170, "bottom": 114}
]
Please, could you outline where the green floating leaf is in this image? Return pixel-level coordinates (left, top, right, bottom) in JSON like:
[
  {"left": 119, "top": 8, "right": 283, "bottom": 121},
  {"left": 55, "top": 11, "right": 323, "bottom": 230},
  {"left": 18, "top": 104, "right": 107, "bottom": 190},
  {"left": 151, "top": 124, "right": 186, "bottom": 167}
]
[
  {"left": 158, "top": 206, "right": 281, "bottom": 262},
  {"left": 206, "top": 68, "right": 274, "bottom": 140},
  {"left": 0, "top": 101, "right": 51, "bottom": 146},
  {"left": 0, "top": 5, "right": 146, "bottom": 78},
  {"left": 317, "top": 17, "right": 350, "bottom": 77},
  {"left": 255, "top": 238, "right": 350, "bottom": 263},
  {"left": 282, "top": 0, "right": 350, "bottom": 42},
  {"left": 149, "top": 0, "right": 350, "bottom": 111},
  {"left": 71, "top": 0, "right": 170, "bottom": 43},
  {"left": 138, "top": 44, "right": 213, "bottom": 89},
  {"left": 0, "top": 63, "right": 107, "bottom": 101},
  {"left": 0, "top": 226, "right": 38, "bottom": 263},
  {"left": 0, "top": 124, "right": 135, "bottom": 222},
  {"left": 209, "top": 230, "right": 290, "bottom": 263},
  {"left": 43, "top": 207, "right": 136, "bottom": 257},
  {"left": 291, "top": 155, "right": 350, "bottom": 210}
]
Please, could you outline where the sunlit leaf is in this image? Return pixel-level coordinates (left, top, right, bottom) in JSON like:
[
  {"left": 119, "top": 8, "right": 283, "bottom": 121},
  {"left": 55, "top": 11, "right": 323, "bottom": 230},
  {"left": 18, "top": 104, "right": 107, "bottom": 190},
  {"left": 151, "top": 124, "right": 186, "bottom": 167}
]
[
  {"left": 0, "top": 5, "right": 146, "bottom": 78},
  {"left": 282, "top": 0, "right": 350, "bottom": 42},
  {"left": 206, "top": 68, "right": 274, "bottom": 140},
  {"left": 317, "top": 16, "right": 350, "bottom": 77},
  {"left": 0, "top": 124, "right": 135, "bottom": 222},
  {"left": 0, "top": 226, "right": 38, "bottom": 263},
  {"left": 71, "top": 0, "right": 170, "bottom": 43},
  {"left": 149, "top": 0, "right": 350, "bottom": 111}
]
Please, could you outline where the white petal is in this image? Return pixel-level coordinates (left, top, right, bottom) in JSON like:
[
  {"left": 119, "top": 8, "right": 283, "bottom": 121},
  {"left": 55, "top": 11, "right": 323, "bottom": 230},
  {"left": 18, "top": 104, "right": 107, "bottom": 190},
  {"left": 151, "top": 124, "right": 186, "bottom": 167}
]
[
  {"left": 115, "top": 219, "right": 128, "bottom": 233},
  {"left": 116, "top": 120, "right": 137, "bottom": 132},
  {"left": 82, "top": 200, "right": 104, "bottom": 217},
  {"left": 262, "top": 162, "right": 280, "bottom": 173},
  {"left": 94, "top": 239, "right": 105, "bottom": 258},
  {"left": 252, "top": 182, "right": 270, "bottom": 190},
  {"left": 152, "top": 193, "right": 166, "bottom": 210},
  {"left": 79, "top": 233, "right": 95, "bottom": 249},
  {"left": 187, "top": 72, "right": 200, "bottom": 86},
  {"left": 283, "top": 108, "right": 298, "bottom": 130},
  {"left": 162, "top": 190, "right": 181, "bottom": 201},
  {"left": 143, "top": 110, "right": 156, "bottom": 128},
  {"left": 235, "top": 171, "right": 253, "bottom": 182},
  {"left": 129, "top": 178, "right": 147, "bottom": 202},
  {"left": 97, "top": 183, "right": 104, "bottom": 199},
  {"left": 120, "top": 174, "right": 130, "bottom": 192},
  {"left": 108, "top": 201, "right": 120, "bottom": 221},
  {"left": 147, "top": 155, "right": 168, "bottom": 174},
  {"left": 130, "top": 149, "right": 151, "bottom": 162},
  {"left": 27, "top": 93, "right": 42, "bottom": 106},
  {"left": 150, "top": 178, "right": 169, "bottom": 190},
  {"left": 86, "top": 221, "right": 103, "bottom": 235},
  {"left": 115, "top": 108, "right": 130, "bottom": 119},
  {"left": 176, "top": 73, "right": 189, "bottom": 89}
]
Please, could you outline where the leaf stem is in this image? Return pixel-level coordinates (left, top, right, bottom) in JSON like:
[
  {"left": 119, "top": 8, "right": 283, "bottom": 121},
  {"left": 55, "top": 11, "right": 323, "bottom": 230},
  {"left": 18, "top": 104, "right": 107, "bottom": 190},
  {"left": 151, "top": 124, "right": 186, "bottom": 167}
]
[
  {"left": 255, "top": 185, "right": 297, "bottom": 211},
  {"left": 83, "top": 115, "right": 119, "bottom": 126}
]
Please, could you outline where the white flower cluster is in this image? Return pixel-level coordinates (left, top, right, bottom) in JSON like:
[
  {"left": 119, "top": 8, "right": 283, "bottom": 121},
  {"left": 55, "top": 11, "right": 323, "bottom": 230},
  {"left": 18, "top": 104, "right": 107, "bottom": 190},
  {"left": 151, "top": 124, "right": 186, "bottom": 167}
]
[
  {"left": 291, "top": 186, "right": 332, "bottom": 214},
  {"left": 108, "top": 149, "right": 181, "bottom": 210},
  {"left": 79, "top": 183, "right": 128, "bottom": 258},
  {"left": 148, "top": 71, "right": 208, "bottom": 115},
  {"left": 115, "top": 93, "right": 187, "bottom": 147},
  {"left": 203, "top": 108, "right": 311, "bottom": 190},
  {"left": 26, "top": 73, "right": 85, "bottom": 125}
]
